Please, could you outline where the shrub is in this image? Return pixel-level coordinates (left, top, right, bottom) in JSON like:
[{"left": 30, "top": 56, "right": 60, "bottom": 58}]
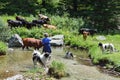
[
  {"left": 11, "top": 27, "right": 30, "bottom": 38},
  {"left": 0, "top": 41, "right": 7, "bottom": 55},
  {"left": 48, "top": 60, "right": 67, "bottom": 79},
  {"left": 23, "top": 68, "right": 54, "bottom": 80},
  {"left": 0, "top": 17, "right": 11, "bottom": 42}
]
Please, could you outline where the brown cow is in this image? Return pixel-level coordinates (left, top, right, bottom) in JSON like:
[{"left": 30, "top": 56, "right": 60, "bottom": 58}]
[
  {"left": 83, "top": 31, "right": 90, "bottom": 40},
  {"left": 43, "top": 24, "right": 57, "bottom": 29},
  {"left": 22, "top": 38, "right": 42, "bottom": 50}
]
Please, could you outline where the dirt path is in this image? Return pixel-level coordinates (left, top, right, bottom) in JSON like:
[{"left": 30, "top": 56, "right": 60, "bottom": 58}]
[{"left": 51, "top": 49, "right": 120, "bottom": 80}]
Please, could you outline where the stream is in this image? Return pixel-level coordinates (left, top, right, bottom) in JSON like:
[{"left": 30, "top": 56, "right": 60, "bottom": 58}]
[{"left": 0, "top": 46, "right": 119, "bottom": 80}]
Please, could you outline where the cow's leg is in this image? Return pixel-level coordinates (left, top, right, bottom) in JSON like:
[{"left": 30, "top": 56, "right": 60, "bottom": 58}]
[
  {"left": 26, "top": 46, "right": 29, "bottom": 49},
  {"left": 22, "top": 46, "right": 25, "bottom": 50}
]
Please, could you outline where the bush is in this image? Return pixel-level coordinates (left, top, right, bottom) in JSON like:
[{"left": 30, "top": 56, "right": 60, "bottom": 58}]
[
  {"left": 0, "top": 17, "right": 11, "bottom": 42},
  {"left": 0, "top": 41, "right": 7, "bottom": 55},
  {"left": 23, "top": 68, "right": 54, "bottom": 80},
  {"left": 11, "top": 27, "right": 30, "bottom": 38},
  {"left": 50, "top": 15, "right": 84, "bottom": 31},
  {"left": 48, "top": 60, "right": 67, "bottom": 79}
]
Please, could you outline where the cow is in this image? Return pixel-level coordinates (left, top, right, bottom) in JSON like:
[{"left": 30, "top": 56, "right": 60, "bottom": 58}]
[
  {"left": 25, "top": 22, "right": 36, "bottom": 29},
  {"left": 16, "top": 16, "right": 28, "bottom": 26},
  {"left": 22, "top": 38, "right": 43, "bottom": 50},
  {"left": 38, "top": 14, "right": 50, "bottom": 21},
  {"left": 16, "top": 16, "right": 36, "bottom": 29},
  {"left": 82, "top": 31, "right": 90, "bottom": 40},
  {"left": 43, "top": 24, "right": 57, "bottom": 29},
  {"left": 78, "top": 28, "right": 97, "bottom": 36},
  {"left": 7, "top": 19, "right": 22, "bottom": 29},
  {"left": 32, "top": 19, "right": 47, "bottom": 26}
]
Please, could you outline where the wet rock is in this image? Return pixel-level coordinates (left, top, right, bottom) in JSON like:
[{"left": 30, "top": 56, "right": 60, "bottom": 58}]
[
  {"left": 6, "top": 74, "right": 23, "bottom": 80},
  {"left": 50, "top": 35, "right": 64, "bottom": 46},
  {"left": 8, "top": 34, "right": 23, "bottom": 47},
  {"left": 7, "top": 48, "right": 14, "bottom": 51}
]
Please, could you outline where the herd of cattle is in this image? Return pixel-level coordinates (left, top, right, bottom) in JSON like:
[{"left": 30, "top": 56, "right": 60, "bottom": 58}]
[
  {"left": 6, "top": 13, "right": 97, "bottom": 53},
  {"left": 7, "top": 14, "right": 57, "bottom": 29}
]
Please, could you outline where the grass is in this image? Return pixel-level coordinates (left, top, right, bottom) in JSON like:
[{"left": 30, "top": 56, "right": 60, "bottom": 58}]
[
  {"left": 88, "top": 35, "right": 120, "bottom": 71},
  {"left": 23, "top": 60, "right": 66, "bottom": 79},
  {"left": 23, "top": 68, "right": 54, "bottom": 80}
]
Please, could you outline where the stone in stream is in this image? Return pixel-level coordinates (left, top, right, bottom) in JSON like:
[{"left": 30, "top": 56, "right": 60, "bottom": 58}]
[
  {"left": 6, "top": 74, "right": 23, "bottom": 80},
  {"left": 8, "top": 34, "right": 23, "bottom": 47},
  {"left": 50, "top": 35, "right": 64, "bottom": 46}
]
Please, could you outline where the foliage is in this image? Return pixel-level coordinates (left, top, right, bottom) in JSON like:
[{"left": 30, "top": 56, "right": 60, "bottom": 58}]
[
  {"left": 0, "top": 0, "right": 40, "bottom": 15},
  {"left": 59, "top": 0, "right": 120, "bottom": 32},
  {"left": 24, "top": 68, "right": 54, "bottom": 80},
  {"left": 50, "top": 60, "right": 65, "bottom": 72},
  {"left": 50, "top": 15, "right": 84, "bottom": 31},
  {"left": 0, "top": 41, "right": 7, "bottom": 55},
  {"left": 10, "top": 27, "right": 63, "bottom": 39},
  {"left": 49, "top": 60, "right": 66, "bottom": 78},
  {"left": 0, "top": 17, "right": 11, "bottom": 42},
  {"left": 11, "top": 27, "right": 30, "bottom": 38},
  {"left": 0, "top": 0, "right": 119, "bottom": 31}
]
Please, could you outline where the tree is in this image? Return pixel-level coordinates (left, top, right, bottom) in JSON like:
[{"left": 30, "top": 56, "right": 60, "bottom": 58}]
[
  {"left": 89, "top": 0, "right": 120, "bottom": 32},
  {"left": 0, "top": 0, "right": 40, "bottom": 15},
  {"left": 59, "top": 0, "right": 120, "bottom": 32}
]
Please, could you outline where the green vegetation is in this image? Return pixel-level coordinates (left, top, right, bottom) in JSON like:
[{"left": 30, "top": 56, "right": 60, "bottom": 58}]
[
  {"left": 49, "top": 60, "right": 67, "bottom": 79},
  {"left": 0, "top": 15, "right": 120, "bottom": 71},
  {"left": 0, "top": 16, "right": 11, "bottom": 42},
  {"left": 23, "top": 68, "right": 54, "bottom": 80},
  {"left": 89, "top": 35, "right": 120, "bottom": 71},
  {"left": 23, "top": 60, "right": 66, "bottom": 79},
  {"left": 0, "top": 0, "right": 119, "bottom": 32},
  {"left": 0, "top": 41, "right": 7, "bottom": 55},
  {"left": 0, "top": 0, "right": 119, "bottom": 79}
]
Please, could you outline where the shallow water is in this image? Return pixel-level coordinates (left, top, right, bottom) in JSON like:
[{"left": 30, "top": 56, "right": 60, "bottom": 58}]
[
  {"left": 0, "top": 47, "right": 88, "bottom": 79},
  {"left": 0, "top": 47, "right": 119, "bottom": 80}
]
